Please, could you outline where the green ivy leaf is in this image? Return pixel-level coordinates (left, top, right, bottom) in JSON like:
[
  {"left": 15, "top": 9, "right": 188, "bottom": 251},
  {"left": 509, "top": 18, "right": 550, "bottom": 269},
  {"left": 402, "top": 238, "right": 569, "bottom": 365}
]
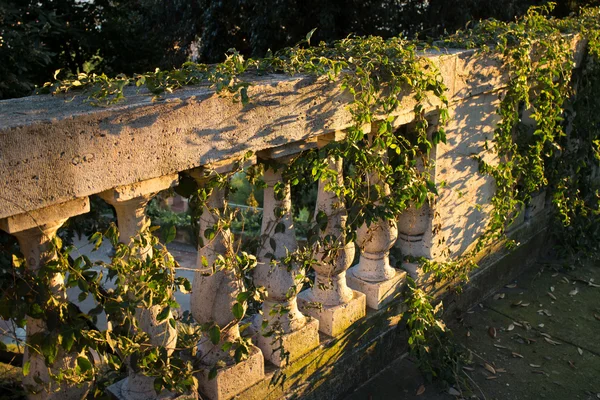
[
  {"left": 23, "top": 361, "right": 30, "bottom": 376},
  {"left": 164, "top": 225, "right": 176, "bottom": 244},
  {"left": 157, "top": 306, "right": 170, "bottom": 322},
  {"left": 209, "top": 325, "right": 221, "bottom": 345},
  {"left": 63, "top": 332, "right": 75, "bottom": 352},
  {"left": 232, "top": 302, "right": 244, "bottom": 320},
  {"left": 77, "top": 356, "right": 93, "bottom": 373},
  {"left": 240, "top": 87, "right": 249, "bottom": 105}
]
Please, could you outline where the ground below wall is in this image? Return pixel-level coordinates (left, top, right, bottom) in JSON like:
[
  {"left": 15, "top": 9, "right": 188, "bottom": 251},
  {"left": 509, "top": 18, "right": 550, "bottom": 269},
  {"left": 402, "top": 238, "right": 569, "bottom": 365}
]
[{"left": 347, "top": 255, "right": 600, "bottom": 400}]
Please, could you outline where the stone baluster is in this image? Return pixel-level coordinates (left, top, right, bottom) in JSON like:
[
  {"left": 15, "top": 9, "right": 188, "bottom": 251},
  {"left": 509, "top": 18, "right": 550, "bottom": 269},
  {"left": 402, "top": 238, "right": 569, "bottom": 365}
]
[
  {"left": 0, "top": 198, "right": 90, "bottom": 400},
  {"left": 189, "top": 164, "right": 264, "bottom": 400},
  {"left": 98, "top": 175, "right": 179, "bottom": 400},
  {"left": 253, "top": 158, "right": 319, "bottom": 367},
  {"left": 297, "top": 132, "right": 366, "bottom": 337},
  {"left": 347, "top": 130, "right": 407, "bottom": 310},
  {"left": 395, "top": 119, "right": 440, "bottom": 279}
]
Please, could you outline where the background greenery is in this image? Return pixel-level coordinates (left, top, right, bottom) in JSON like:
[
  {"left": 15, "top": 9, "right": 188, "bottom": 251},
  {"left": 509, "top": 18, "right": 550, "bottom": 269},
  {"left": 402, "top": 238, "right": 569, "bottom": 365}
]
[{"left": 2, "top": 0, "right": 598, "bottom": 99}]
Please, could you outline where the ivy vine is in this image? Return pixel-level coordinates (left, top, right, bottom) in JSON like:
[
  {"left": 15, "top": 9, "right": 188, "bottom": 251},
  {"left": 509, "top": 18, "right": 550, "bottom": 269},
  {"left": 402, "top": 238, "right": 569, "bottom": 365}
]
[{"left": 3, "top": 3, "right": 600, "bottom": 397}]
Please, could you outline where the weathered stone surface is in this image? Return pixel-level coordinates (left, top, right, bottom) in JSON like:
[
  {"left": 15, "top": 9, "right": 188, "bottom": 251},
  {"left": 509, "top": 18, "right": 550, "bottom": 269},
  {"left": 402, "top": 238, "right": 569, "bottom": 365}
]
[
  {"left": 100, "top": 179, "right": 179, "bottom": 400},
  {"left": 10, "top": 220, "right": 91, "bottom": 400},
  {"left": 239, "top": 300, "right": 408, "bottom": 400},
  {"left": 0, "top": 51, "right": 488, "bottom": 221},
  {"left": 428, "top": 92, "right": 501, "bottom": 260},
  {"left": 298, "top": 289, "right": 366, "bottom": 337},
  {"left": 107, "top": 378, "right": 196, "bottom": 400},
  {"left": 347, "top": 267, "right": 406, "bottom": 310},
  {"left": 254, "top": 316, "right": 320, "bottom": 367},
  {"left": 99, "top": 174, "right": 178, "bottom": 202},
  {"left": 0, "top": 75, "right": 354, "bottom": 219},
  {"left": 253, "top": 164, "right": 320, "bottom": 367},
  {"left": 0, "top": 37, "right": 586, "bottom": 221},
  {"left": 196, "top": 345, "right": 264, "bottom": 400},
  {"left": 0, "top": 197, "right": 89, "bottom": 233}
]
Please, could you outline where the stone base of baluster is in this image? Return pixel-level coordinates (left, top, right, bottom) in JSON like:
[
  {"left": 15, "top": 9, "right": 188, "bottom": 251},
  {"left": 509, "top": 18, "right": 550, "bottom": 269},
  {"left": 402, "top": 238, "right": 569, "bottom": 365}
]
[
  {"left": 253, "top": 316, "right": 320, "bottom": 367},
  {"left": 297, "top": 290, "right": 366, "bottom": 337},
  {"left": 107, "top": 377, "right": 197, "bottom": 400},
  {"left": 402, "top": 262, "right": 421, "bottom": 280},
  {"left": 196, "top": 345, "right": 264, "bottom": 400},
  {"left": 346, "top": 268, "right": 406, "bottom": 310}
]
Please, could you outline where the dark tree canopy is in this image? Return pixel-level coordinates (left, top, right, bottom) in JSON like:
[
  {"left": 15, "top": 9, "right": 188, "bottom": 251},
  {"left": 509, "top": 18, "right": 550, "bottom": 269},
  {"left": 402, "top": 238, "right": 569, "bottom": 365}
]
[{"left": 1, "top": 0, "right": 597, "bottom": 99}]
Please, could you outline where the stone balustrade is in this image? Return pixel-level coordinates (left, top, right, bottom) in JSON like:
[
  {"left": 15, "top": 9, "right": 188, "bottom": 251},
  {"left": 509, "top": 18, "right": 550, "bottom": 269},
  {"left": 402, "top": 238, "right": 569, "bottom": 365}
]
[{"left": 0, "top": 38, "right": 588, "bottom": 400}]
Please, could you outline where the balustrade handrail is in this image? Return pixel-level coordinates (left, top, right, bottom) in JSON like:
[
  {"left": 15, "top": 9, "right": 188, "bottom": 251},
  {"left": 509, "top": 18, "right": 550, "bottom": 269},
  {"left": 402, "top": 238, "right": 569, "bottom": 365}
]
[
  {"left": 0, "top": 46, "right": 510, "bottom": 221},
  {"left": 1, "top": 36, "right": 586, "bottom": 222}
]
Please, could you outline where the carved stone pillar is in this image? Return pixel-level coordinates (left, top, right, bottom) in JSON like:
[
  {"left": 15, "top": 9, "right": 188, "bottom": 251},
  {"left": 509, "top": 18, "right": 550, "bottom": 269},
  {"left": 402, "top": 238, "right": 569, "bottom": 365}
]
[
  {"left": 0, "top": 198, "right": 90, "bottom": 400},
  {"left": 253, "top": 159, "right": 319, "bottom": 367},
  {"left": 394, "top": 120, "right": 438, "bottom": 279},
  {"left": 297, "top": 133, "right": 366, "bottom": 337},
  {"left": 396, "top": 201, "right": 434, "bottom": 279},
  {"left": 347, "top": 132, "right": 406, "bottom": 310},
  {"left": 189, "top": 165, "right": 264, "bottom": 400},
  {"left": 99, "top": 175, "right": 179, "bottom": 400}
]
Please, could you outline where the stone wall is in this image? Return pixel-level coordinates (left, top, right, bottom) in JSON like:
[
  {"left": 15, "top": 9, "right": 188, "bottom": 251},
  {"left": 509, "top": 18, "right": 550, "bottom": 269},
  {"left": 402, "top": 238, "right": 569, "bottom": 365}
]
[{"left": 0, "top": 37, "right": 587, "bottom": 400}]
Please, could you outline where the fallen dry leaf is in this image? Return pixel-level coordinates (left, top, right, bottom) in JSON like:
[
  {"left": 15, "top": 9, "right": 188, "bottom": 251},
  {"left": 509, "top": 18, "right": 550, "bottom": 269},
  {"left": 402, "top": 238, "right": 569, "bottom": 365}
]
[
  {"left": 486, "top": 376, "right": 498, "bottom": 380},
  {"left": 513, "top": 321, "right": 523, "bottom": 327},
  {"left": 550, "top": 286, "right": 555, "bottom": 292},
  {"left": 484, "top": 363, "right": 496, "bottom": 374},
  {"left": 548, "top": 292, "right": 557, "bottom": 300},
  {"left": 540, "top": 333, "right": 552, "bottom": 339},
  {"left": 494, "top": 344, "right": 508, "bottom": 349},
  {"left": 512, "top": 352, "right": 524, "bottom": 358},
  {"left": 520, "top": 303, "right": 530, "bottom": 307},
  {"left": 462, "top": 366, "right": 475, "bottom": 372},
  {"left": 507, "top": 324, "right": 515, "bottom": 331},
  {"left": 568, "top": 360, "right": 576, "bottom": 369},
  {"left": 416, "top": 385, "right": 425, "bottom": 396},
  {"left": 562, "top": 277, "right": 570, "bottom": 284},
  {"left": 448, "top": 387, "right": 461, "bottom": 396},
  {"left": 495, "top": 368, "right": 506, "bottom": 373},
  {"left": 512, "top": 300, "right": 523, "bottom": 307},
  {"left": 506, "top": 283, "right": 517, "bottom": 289},
  {"left": 594, "top": 314, "right": 600, "bottom": 322},
  {"left": 530, "top": 364, "right": 541, "bottom": 368},
  {"left": 544, "top": 337, "right": 562, "bottom": 345},
  {"left": 488, "top": 327, "right": 497, "bottom": 338},
  {"left": 578, "top": 347, "right": 583, "bottom": 356},
  {"left": 569, "top": 288, "right": 579, "bottom": 296}
]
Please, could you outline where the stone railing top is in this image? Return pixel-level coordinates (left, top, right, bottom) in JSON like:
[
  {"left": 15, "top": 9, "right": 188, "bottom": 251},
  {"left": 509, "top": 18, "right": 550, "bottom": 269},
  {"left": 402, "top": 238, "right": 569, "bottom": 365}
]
[{"left": 0, "top": 42, "right": 585, "bottom": 220}]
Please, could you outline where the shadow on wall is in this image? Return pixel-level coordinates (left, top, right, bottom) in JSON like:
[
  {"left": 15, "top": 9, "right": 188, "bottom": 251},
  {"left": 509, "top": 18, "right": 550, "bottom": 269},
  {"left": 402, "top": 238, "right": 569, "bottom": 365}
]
[{"left": 435, "top": 91, "right": 501, "bottom": 259}]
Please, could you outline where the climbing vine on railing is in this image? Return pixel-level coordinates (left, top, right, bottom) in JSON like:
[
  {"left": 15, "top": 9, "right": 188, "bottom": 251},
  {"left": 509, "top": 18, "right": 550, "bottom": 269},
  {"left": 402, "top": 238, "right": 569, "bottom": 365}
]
[{"left": 3, "top": 2, "right": 599, "bottom": 396}]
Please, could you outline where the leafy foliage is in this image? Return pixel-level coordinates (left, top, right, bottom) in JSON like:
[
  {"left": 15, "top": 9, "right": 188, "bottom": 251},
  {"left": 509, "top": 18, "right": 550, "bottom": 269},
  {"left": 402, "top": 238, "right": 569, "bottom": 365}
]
[
  {"left": 5, "top": 0, "right": 596, "bottom": 100},
  {"left": 4, "top": 2, "right": 600, "bottom": 396}
]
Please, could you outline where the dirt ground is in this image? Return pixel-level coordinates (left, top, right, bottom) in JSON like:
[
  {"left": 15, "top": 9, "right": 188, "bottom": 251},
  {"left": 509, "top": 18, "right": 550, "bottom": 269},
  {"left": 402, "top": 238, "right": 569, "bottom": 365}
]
[{"left": 347, "top": 258, "right": 600, "bottom": 400}]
